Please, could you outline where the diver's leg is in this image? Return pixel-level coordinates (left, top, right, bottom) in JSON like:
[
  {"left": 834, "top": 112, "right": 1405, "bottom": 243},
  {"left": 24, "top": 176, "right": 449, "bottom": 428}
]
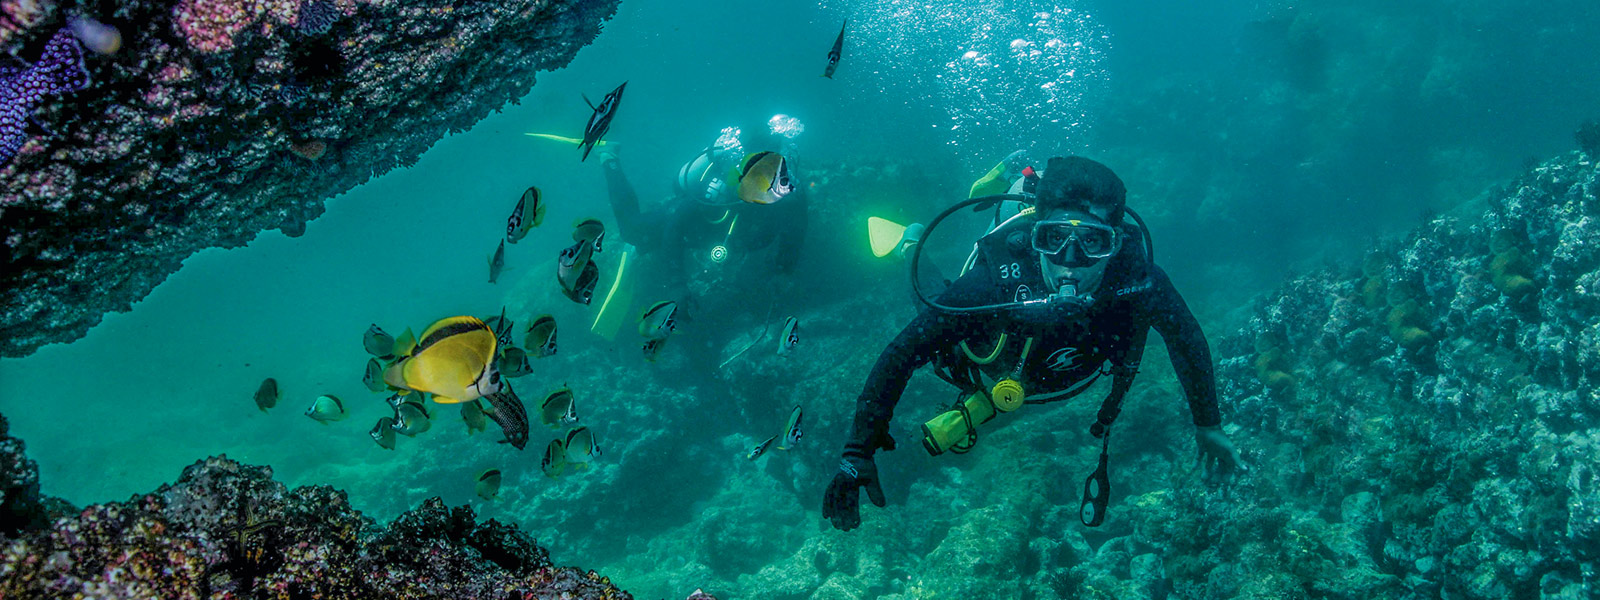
[{"left": 602, "top": 155, "right": 657, "bottom": 248}]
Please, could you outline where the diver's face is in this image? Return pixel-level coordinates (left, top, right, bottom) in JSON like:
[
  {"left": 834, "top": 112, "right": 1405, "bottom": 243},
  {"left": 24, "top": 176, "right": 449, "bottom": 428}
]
[{"left": 1037, "top": 210, "right": 1116, "bottom": 297}]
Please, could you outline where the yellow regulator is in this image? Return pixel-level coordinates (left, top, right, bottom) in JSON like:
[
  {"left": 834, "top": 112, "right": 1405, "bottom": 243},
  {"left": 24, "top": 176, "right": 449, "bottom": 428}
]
[{"left": 991, "top": 378, "right": 1025, "bottom": 412}]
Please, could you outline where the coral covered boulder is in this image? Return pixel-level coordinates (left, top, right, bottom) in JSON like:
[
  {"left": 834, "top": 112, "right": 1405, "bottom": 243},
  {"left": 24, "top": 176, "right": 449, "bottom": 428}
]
[
  {"left": 0, "top": 0, "right": 620, "bottom": 358},
  {"left": 1207, "top": 152, "right": 1600, "bottom": 598},
  {"left": 0, "top": 453, "right": 632, "bottom": 599}
]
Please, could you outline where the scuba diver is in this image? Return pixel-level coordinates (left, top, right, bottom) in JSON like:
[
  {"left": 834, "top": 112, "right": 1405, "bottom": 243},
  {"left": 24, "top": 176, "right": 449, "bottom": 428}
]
[
  {"left": 596, "top": 120, "right": 809, "bottom": 365},
  {"left": 823, "top": 156, "right": 1245, "bottom": 531}
]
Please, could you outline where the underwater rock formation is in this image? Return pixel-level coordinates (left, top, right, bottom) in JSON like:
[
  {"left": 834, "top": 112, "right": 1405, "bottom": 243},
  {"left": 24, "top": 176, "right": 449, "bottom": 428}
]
[
  {"left": 0, "top": 414, "right": 71, "bottom": 538},
  {"left": 0, "top": 449, "right": 634, "bottom": 599},
  {"left": 0, "top": 0, "right": 620, "bottom": 358},
  {"left": 1212, "top": 151, "right": 1600, "bottom": 598}
]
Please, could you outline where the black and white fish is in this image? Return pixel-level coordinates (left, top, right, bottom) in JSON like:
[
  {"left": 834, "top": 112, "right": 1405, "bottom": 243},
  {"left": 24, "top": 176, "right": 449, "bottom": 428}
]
[
  {"left": 823, "top": 20, "right": 847, "bottom": 78},
  {"left": 579, "top": 82, "right": 626, "bottom": 161},
  {"left": 747, "top": 434, "right": 778, "bottom": 460},
  {"left": 778, "top": 316, "right": 799, "bottom": 355},
  {"left": 506, "top": 186, "right": 545, "bottom": 243},
  {"left": 778, "top": 405, "right": 803, "bottom": 450}
]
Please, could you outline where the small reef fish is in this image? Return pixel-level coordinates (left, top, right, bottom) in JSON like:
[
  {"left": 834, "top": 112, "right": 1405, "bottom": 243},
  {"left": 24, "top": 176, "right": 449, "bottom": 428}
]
[
  {"left": 778, "top": 404, "right": 803, "bottom": 450},
  {"left": 254, "top": 378, "right": 280, "bottom": 413},
  {"left": 370, "top": 417, "right": 397, "bottom": 450},
  {"left": 382, "top": 316, "right": 501, "bottom": 404},
  {"left": 572, "top": 218, "right": 606, "bottom": 254},
  {"left": 305, "top": 394, "right": 347, "bottom": 423},
  {"left": 364, "top": 324, "right": 396, "bottom": 359},
  {"left": 363, "top": 358, "right": 386, "bottom": 392},
  {"left": 480, "top": 383, "right": 530, "bottom": 450},
  {"left": 484, "top": 308, "right": 515, "bottom": 351},
  {"left": 541, "top": 439, "right": 568, "bottom": 478},
  {"left": 579, "top": 81, "right": 626, "bottom": 161},
  {"left": 475, "top": 469, "right": 502, "bottom": 501},
  {"left": 638, "top": 301, "right": 678, "bottom": 362},
  {"left": 639, "top": 301, "right": 677, "bottom": 340},
  {"left": 499, "top": 346, "right": 533, "bottom": 378},
  {"left": 525, "top": 314, "right": 557, "bottom": 358},
  {"left": 506, "top": 186, "right": 545, "bottom": 243},
  {"left": 557, "top": 239, "right": 595, "bottom": 292},
  {"left": 489, "top": 239, "right": 507, "bottom": 284},
  {"left": 461, "top": 399, "right": 489, "bottom": 435},
  {"left": 560, "top": 260, "right": 600, "bottom": 305},
  {"left": 736, "top": 151, "right": 796, "bottom": 205},
  {"left": 564, "top": 426, "right": 600, "bottom": 465},
  {"left": 778, "top": 316, "right": 799, "bottom": 355},
  {"left": 747, "top": 434, "right": 777, "bottom": 461},
  {"left": 391, "top": 327, "right": 417, "bottom": 361},
  {"left": 384, "top": 393, "right": 407, "bottom": 411},
  {"left": 823, "top": 19, "right": 846, "bottom": 78},
  {"left": 392, "top": 399, "right": 433, "bottom": 436},
  {"left": 539, "top": 387, "right": 578, "bottom": 428}
]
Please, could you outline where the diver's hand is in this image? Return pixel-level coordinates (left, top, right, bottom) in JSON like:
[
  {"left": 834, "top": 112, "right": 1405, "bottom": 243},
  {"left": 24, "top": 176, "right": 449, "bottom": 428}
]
[
  {"left": 823, "top": 453, "right": 885, "bottom": 531},
  {"left": 1195, "top": 425, "right": 1245, "bottom": 483}
]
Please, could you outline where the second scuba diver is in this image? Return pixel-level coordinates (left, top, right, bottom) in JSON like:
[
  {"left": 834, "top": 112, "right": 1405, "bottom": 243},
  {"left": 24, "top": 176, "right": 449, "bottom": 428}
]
[
  {"left": 823, "top": 156, "right": 1245, "bottom": 531},
  {"left": 597, "top": 121, "right": 810, "bottom": 366}
]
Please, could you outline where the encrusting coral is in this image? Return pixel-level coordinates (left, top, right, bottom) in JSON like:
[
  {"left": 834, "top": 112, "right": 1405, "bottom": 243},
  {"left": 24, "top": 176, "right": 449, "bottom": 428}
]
[{"left": 0, "top": 444, "right": 637, "bottom": 599}]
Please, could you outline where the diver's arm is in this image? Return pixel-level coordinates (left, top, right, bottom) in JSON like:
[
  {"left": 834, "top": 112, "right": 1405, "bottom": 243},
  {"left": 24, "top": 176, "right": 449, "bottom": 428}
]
[
  {"left": 846, "top": 271, "right": 988, "bottom": 454},
  {"left": 1094, "top": 327, "right": 1149, "bottom": 431},
  {"left": 1143, "top": 266, "right": 1222, "bottom": 427},
  {"left": 846, "top": 310, "right": 946, "bottom": 454}
]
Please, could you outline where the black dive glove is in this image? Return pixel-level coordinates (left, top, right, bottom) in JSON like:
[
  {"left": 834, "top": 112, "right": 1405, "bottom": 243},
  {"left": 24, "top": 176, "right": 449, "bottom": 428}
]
[{"left": 822, "top": 432, "right": 895, "bottom": 531}]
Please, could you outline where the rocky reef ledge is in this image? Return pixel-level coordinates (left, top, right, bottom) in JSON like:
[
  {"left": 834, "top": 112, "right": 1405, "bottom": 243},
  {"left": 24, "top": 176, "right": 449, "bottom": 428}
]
[
  {"left": 1199, "top": 150, "right": 1600, "bottom": 598},
  {"left": 0, "top": 417, "right": 632, "bottom": 599},
  {"left": 0, "top": 0, "right": 619, "bottom": 358}
]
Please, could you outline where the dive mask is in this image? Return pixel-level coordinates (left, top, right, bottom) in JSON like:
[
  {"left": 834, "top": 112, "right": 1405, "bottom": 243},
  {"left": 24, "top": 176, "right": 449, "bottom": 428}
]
[{"left": 1031, "top": 218, "right": 1120, "bottom": 260}]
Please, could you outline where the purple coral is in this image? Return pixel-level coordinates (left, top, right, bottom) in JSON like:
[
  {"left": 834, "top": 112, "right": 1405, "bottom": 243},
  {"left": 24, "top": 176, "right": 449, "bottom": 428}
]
[
  {"left": 0, "top": 27, "right": 88, "bottom": 163},
  {"left": 295, "top": 0, "right": 340, "bottom": 35}
]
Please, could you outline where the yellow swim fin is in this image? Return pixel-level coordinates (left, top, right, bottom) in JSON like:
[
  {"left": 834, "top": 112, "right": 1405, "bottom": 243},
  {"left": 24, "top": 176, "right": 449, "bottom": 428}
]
[
  {"left": 868, "top": 217, "right": 909, "bottom": 258},
  {"left": 590, "top": 244, "right": 637, "bottom": 341},
  {"left": 968, "top": 159, "right": 1011, "bottom": 199},
  {"left": 525, "top": 132, "right": 613, "bottom": 147}
]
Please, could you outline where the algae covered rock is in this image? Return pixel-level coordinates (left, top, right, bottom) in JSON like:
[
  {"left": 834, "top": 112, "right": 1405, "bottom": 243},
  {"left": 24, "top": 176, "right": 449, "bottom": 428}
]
[
  {"left": 0, "top": 0, "right": 622, "bottom": 358},
  {"left": 909, "top": 503, "right": 1033, "bottom": 598},
  {"left": 0, "top": 451, "right": 631, "bottom": 599},
  {"left": 1210, "top": 152, "right": 1600, "bottom": 599}
]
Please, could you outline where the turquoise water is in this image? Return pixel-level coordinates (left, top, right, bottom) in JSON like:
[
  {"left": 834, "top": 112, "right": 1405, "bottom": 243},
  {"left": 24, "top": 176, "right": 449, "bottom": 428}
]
[{"left": 4, "top": 0, "right": 1600, "bottom": 598}]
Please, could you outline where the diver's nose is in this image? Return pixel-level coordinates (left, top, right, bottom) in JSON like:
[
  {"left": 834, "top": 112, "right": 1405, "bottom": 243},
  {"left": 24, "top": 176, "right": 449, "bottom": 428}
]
[{"left": 1050, "top": 244, "right": 1095, "bottom": 268}]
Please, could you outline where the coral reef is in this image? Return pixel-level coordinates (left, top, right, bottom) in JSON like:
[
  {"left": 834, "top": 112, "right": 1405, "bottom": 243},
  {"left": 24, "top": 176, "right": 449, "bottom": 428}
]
[
  {"left": 1213, "top": 151, "right": 1600, "bottom": 598},
  {"left": 538, "top": 152, "right": 1599, "bottom": 600},
  {"left": 0, "top": 414, "right": 71, "bottom": 538},
  {"left": 1489, "top": 228, "right": 1538, "bottom": 299},
  {"left": 1578, "top": 119, "right": 1600, "bottom": 158},
  {"left": 1252, "top": 329, "right": 1297, "bottom": 394},
  {"left": 0, "top": 449, "right": 635, "bottom": 599},
  {"left": 0, "top": 0, "right": 621, "bottom": 358}
]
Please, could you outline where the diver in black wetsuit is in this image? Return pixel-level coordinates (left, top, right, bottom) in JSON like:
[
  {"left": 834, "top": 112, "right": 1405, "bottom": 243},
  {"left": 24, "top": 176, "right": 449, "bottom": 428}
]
[
  {"left": 823, "top": 156, "right": 1244, "bottom": 531},
  {"left": 598, "top": 127, "right": 808, "bottom": 308}
]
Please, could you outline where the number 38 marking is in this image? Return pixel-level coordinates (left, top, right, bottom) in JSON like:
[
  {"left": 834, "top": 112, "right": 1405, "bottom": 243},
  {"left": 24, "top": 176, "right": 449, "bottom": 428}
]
[{"left": 1000, "top": 262, "right": 1022, "bottom": 279}]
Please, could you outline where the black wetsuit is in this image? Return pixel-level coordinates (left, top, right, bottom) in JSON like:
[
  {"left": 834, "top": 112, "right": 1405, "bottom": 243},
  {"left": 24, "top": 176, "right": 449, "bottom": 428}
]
[
  {"left": 845, "top": 218, "right": 1221, "bottom": 455},
  {"left": 603, "top": 156, "right": 807, "bottom": 287}
]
